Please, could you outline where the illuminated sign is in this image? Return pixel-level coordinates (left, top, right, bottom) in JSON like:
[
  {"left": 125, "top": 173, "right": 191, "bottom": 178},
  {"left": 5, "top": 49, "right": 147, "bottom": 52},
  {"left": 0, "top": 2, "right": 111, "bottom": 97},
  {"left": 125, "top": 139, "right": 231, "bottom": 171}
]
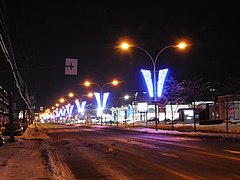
[{"left": 138, "top": 102, "right": 148, "bottom": 113}]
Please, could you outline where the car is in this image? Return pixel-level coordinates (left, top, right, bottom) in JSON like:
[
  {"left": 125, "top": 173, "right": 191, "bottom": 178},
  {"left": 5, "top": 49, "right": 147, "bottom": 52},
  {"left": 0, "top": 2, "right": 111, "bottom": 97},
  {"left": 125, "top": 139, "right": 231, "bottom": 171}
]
[
  {"left": 2, "top": 122, "right": 24, "bottom": 136},
  {"left": 0, "top": 135, "right": 5, "bottom": 146}
]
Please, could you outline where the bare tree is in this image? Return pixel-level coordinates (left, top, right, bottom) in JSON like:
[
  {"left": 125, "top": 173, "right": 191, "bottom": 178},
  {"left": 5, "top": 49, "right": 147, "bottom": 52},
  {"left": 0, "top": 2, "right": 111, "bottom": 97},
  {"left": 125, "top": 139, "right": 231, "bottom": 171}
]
[
  {"left": 180, "top": 78, "right": 211, "bottom": 132},
  {"left": 213, "top": 77, "right": 240, "bottom": 97}
]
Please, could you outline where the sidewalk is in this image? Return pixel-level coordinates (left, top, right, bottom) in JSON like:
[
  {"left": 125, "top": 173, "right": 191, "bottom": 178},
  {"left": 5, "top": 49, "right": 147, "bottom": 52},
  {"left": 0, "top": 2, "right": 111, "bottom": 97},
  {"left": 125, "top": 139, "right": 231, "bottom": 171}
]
[
  {"left": 0, "top": 125, "right": 51, "bottom": 180},
  {"left": 0, "top": 124, "right": 74, "bottom": 180}
]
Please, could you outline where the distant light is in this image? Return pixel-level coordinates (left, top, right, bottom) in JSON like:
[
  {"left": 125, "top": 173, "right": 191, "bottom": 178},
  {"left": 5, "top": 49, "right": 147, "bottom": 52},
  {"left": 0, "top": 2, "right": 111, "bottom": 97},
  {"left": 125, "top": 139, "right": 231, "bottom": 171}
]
[
  {"left": 141, "top": 69, "right": 153, "bottom": 98},
  {"left": 88, "top": 92, "right": 93, "bottom": 97},
  {"left": 69, "top": 92, "right": 74, "bottom": 97},
  {"left": 124, "top": 95, "right": 130, "bottom": 100}
]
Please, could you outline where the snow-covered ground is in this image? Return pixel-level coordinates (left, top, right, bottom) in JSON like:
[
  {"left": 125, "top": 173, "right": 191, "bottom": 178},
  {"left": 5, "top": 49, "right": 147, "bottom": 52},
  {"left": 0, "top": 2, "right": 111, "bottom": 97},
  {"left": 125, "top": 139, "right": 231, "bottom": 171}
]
[{"left": 0, "top": 124, "right": 75, "bottom": 180}]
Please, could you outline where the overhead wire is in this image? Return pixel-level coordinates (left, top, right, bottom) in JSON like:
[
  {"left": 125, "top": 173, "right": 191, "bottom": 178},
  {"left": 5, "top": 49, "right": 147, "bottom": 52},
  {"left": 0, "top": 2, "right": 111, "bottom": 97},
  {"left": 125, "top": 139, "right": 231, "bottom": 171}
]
[{"left": 0, "top": 7, "right": 31, "bottom": 110}]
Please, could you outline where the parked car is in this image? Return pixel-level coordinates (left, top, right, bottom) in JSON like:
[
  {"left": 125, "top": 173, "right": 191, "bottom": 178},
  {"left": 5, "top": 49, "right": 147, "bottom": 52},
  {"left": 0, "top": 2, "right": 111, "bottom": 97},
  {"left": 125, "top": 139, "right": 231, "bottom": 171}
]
[
  {"left": 2, "top": 122, "right": 24, "bottom": 136},
  {"left": 0, "top": 135, "right": 5, "bottom": 146}
]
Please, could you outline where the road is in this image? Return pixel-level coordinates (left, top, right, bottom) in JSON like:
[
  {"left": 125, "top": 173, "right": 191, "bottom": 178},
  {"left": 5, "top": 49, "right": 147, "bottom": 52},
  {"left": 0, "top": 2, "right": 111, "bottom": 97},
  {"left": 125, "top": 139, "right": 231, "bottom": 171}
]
[{"left": 42, "top": 124, "right": 240, "bottom": 180}]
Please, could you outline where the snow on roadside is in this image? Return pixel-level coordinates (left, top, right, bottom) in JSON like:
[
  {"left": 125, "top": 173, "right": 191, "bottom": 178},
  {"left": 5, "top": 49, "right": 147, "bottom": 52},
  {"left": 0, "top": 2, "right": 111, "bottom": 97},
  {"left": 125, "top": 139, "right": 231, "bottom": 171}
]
[{"left": 0, "top": 124, "right": 76, "bottom": 180}]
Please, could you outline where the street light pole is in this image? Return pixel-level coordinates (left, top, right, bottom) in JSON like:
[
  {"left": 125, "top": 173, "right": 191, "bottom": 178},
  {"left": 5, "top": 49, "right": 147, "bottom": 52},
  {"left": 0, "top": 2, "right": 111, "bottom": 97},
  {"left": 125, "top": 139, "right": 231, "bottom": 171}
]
[
  {"left": 122, "top": 43, "right": 186, "bottom": 131},
  {"left": 132, "top": 92, "right": 138, "bottom": 128},
  {"left": 84, "top": 80, "right": 118, "bottom": 126}
]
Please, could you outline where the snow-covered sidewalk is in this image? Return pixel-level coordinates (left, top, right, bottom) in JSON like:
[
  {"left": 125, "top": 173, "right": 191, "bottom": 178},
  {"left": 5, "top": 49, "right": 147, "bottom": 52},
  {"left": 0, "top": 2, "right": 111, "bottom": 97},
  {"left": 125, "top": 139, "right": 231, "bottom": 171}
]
[
  {"left": 0, "top": 124, "right": 74, "bottom": 180},
  {"left": 93, "top": 122, "right": 240, "bottom": 140}
]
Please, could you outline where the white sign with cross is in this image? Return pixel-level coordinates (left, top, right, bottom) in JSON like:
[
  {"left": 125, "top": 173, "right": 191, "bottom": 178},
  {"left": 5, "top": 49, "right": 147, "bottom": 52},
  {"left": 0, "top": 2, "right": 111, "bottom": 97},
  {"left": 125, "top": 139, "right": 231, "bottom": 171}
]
[{"left": 65, "top": 58, "right": 78, "bottom": 75}]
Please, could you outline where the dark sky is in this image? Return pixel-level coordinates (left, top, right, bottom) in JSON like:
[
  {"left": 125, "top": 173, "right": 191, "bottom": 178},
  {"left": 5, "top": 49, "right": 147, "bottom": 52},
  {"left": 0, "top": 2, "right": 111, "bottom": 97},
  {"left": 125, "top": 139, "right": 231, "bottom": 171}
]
[{"left": 0, "top": 0, "right": 239, "bottom": 108}]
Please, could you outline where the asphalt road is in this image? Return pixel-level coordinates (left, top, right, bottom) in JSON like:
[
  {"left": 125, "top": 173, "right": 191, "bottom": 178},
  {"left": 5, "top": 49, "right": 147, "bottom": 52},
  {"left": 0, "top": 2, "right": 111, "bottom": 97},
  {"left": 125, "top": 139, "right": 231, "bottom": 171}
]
[{"left": 43, "top": 125, "right": 240, "bottom": 180}]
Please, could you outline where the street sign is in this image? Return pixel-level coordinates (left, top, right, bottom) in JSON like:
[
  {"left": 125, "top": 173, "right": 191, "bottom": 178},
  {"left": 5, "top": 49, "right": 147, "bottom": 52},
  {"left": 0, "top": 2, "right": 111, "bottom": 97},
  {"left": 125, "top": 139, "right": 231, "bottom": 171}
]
[{"left": 65, "top": 58, "right": 78, "bottom": 75}]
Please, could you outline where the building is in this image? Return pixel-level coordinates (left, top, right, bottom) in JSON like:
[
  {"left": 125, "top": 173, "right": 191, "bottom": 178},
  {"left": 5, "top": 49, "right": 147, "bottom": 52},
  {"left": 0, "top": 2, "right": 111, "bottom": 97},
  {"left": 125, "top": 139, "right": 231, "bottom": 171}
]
[
  {"left": 0, "top": 85, "right": 9, "bottom": 131},
  {"left": 210, "top": 95, "right": 240, "bottom": 123}
]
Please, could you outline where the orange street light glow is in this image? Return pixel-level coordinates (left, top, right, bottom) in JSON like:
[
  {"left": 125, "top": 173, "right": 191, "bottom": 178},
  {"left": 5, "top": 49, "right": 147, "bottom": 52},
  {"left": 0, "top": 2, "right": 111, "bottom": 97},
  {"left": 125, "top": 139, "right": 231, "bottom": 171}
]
[
  {"left": 69, "top": 92, "right": 74, "bottom": 97},
  {"left": 121, "top": 42, "right": 129, "bottom": 49},
  {"left": 84, "top": 81, "right": 90, "bottom": 86},
  {"left": 177, "top": 42, "right": 187, "bottom": 49},
  {"left": 112, "top": 80, "right": 118, "bottom": 85},
  {"left": 88, "top": 92, "right": 93, "bottom": 97}
]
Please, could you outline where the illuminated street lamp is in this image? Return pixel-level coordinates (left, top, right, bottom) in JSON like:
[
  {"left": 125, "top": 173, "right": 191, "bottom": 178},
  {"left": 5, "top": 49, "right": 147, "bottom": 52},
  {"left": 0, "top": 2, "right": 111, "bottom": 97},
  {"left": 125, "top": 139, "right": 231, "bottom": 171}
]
[
  {"left": 68, "top": 92, "right": 93, "bottom": 101},
  {"left": 59, "top": 98, "right": 65, "bottom": 103},
  {"left": 84, "top": 80, "right": 119, "bottom": 125},
  {"left": 121, "top": 41, "right": 188, "bottom": 131},
  {"left": 68, "top": 92, "right": 94, "bottom": 115}
]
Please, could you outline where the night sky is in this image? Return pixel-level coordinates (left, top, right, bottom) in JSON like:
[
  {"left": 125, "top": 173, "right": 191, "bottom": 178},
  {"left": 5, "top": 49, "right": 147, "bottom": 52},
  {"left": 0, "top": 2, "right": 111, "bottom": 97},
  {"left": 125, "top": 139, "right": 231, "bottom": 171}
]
[{"left": 0, "top": 0, "right": 239, "bottom": 108}]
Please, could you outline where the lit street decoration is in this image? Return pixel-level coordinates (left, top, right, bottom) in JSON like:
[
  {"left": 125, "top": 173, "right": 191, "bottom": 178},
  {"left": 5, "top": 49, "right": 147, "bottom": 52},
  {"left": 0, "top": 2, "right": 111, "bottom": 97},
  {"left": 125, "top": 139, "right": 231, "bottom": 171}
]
[
  {"left": 59, "top": 108, "right": 67, "bottom": 117},
  {"left": 84, "top": 80, "right": 118, "bottom": 125},
  {"left": 54, "top": 110, "right": 61, "bottom": 117},
  {"left": 120, "top": 41, "right": 187, "bottom": 131},
  {"left": 141, "top": 69, "right": 153, "bottom": 97},
  {"left": 141, "top": 68, "right": 168, "bottom": 98},
  {"left": 102, "top": 92, "right": 110, "bottom": 109},
  {"left": 75, "top": 100, "right": 87, "bottom": 115},
  {"left": 65, "top": 104, "right": 74, "bottom": 115},
  {"left": 94, "top": 92, "right": 110, "bottom": 116},
  {"left": 157, "top": 68, "right": 168, "bottom": 97}
]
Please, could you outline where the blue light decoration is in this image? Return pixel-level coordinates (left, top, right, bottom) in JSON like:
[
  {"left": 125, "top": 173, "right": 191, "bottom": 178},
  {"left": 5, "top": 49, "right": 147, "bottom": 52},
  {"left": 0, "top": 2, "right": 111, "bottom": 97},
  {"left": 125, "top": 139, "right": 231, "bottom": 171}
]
[
  {"left": 157, "top": 68, "right": 168, "bottom": 97},
  {"left": 141, "top": 69, "right": 154, "bottom": 97},
  {"left": 75, "top": 100, "right": 87, "bottom": 115},
  {"left": 141, "top": 68, "right": 169, "bottom": 98},
  {"left": 54, "top": 110, "right": 61, "bottom": 117},
  {"left": 94, "top": 92, "right": 110, "bottom": 117},
  {"left": 65, "top": 104, "right": 74, "bottom": 115},
  {"left": 102, "top": 92, "right": 110, "bottom": 109},
  {"left": 59, "top": 108, "right": 67, "bottom": 117}
]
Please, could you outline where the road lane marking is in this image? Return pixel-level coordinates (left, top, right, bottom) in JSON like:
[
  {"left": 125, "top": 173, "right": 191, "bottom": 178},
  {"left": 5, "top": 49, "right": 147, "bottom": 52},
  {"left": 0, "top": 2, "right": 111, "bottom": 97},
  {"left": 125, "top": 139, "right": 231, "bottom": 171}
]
[
  {"left": 198, "top": 150, "right": 240, "bottom": 161},
  {"left": 224, "top": 150, "right": 240, "bottom": 155},
  {"left": 161, "top": 153, "right": 179, "bottom": 158}
]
